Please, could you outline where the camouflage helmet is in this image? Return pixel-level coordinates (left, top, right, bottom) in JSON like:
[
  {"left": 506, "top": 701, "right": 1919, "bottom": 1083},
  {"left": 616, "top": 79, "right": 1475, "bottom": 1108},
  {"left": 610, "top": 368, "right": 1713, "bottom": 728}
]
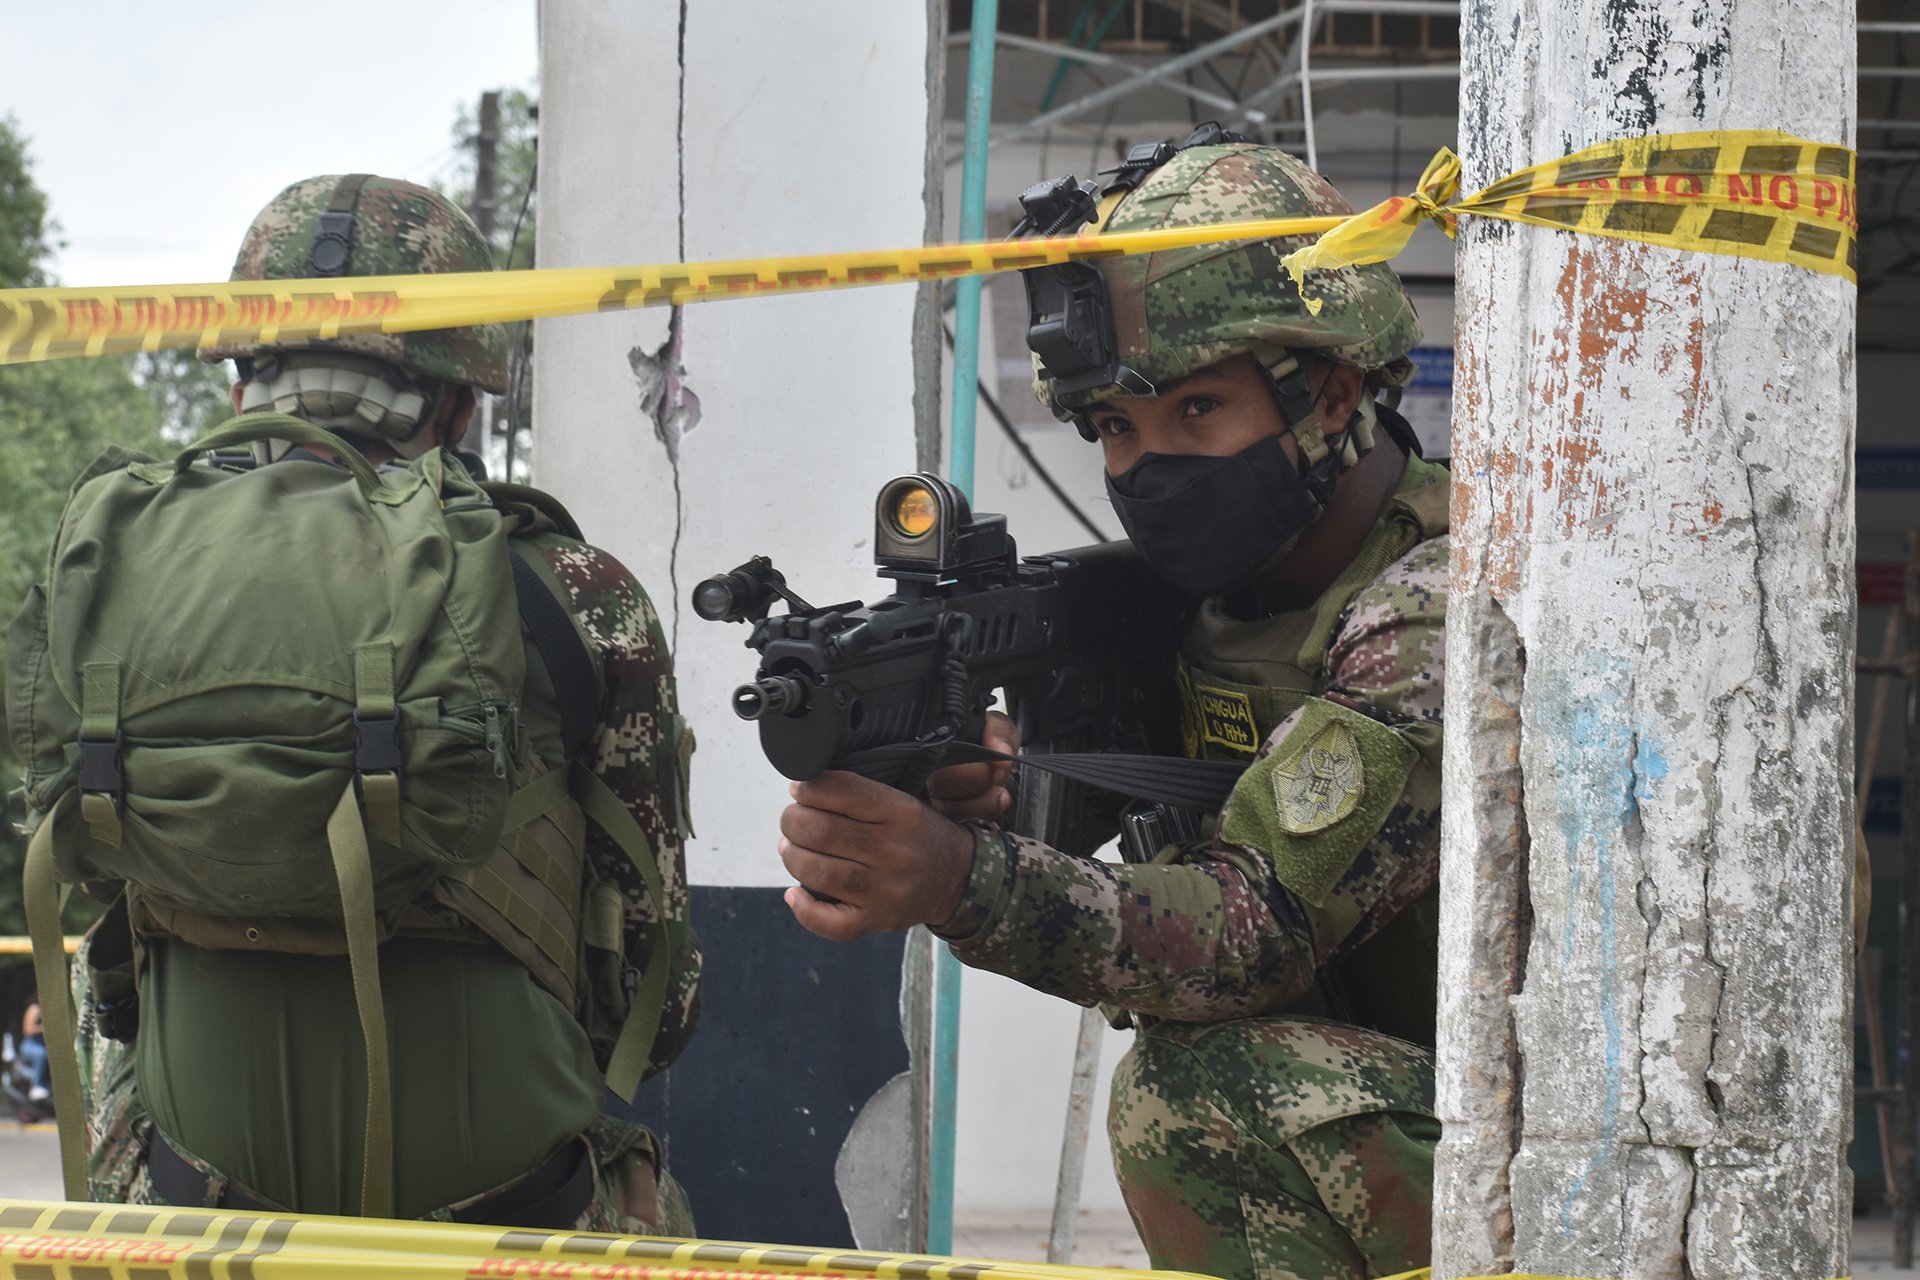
[
  {"left": 199, "top": 174, "right": 508, "bottom": 394},
  {"left": 1035, "top": 143, "right": 1420, "bottom": 417}
]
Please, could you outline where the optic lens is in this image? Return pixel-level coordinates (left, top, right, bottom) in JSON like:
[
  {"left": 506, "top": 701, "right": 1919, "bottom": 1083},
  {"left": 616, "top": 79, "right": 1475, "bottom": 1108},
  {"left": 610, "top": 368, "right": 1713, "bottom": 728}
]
[{"left": 891, "top": 486, "right": 938, "bottom": 539}]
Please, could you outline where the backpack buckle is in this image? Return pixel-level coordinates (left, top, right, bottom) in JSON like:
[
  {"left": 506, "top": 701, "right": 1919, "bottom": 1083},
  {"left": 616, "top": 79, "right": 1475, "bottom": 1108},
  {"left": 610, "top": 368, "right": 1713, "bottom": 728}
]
[
  {"left": 77, "top": 732, "right": 127, "bottom": 813},
  {"left": 352, "top": 710, "right": 404, "bottom": 778}
]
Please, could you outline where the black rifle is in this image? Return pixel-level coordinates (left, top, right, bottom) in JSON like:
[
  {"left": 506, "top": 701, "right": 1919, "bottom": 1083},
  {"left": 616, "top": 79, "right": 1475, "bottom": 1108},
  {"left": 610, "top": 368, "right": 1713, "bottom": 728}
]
[{"left": 696, "top": 473, "right": 1240, "bottom": 854}]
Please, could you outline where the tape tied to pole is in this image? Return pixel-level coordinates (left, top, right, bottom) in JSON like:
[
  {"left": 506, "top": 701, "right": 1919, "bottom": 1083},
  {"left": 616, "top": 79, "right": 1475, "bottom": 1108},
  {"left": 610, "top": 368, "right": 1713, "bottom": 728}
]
[
  {"left": 1280, "top": 127, "right": 1859, "bottom": 301},
  {"left": 0, "top": 130, "right": 1856, "bottom": 371}
]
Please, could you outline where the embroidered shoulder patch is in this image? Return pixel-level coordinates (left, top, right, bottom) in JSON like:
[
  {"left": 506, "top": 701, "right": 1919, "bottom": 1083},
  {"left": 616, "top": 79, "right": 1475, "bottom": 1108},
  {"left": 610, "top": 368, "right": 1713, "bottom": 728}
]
[{"left": 1271, "top": 719, "right": 1365, "bottom": 834}]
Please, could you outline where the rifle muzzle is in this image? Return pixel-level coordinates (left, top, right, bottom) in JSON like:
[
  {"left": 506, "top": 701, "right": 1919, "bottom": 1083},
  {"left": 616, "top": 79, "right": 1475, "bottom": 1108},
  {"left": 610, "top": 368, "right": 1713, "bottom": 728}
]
[{"left": 733, "top": 675, "right": 810, "bottom": 721}]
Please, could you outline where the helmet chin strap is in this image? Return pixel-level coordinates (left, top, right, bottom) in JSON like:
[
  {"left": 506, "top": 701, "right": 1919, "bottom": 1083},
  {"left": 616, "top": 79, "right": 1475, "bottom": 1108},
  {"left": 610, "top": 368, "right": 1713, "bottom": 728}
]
[{"left": 1259, "top": 355, "right": 1345, "bottom": 508}]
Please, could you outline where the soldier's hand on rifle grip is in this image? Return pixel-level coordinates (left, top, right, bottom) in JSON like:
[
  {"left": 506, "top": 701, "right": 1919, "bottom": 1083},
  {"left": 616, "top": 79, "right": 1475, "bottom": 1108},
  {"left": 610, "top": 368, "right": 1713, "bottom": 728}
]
[
  {"left": 778, "top": 773, "right": 977, "bottom": 941},
  {"left": 924, "top": 710, "right": 1021, "bottom": 822}
]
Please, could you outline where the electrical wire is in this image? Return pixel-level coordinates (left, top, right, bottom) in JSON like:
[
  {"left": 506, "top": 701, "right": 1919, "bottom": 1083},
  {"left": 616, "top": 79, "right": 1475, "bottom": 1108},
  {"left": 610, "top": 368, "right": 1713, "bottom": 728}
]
[
  {"left": 499, "top": 134, "right": 539, "bottom": 483},
  {"left": 942, "top": 321, "right": 1112, "bottom": 543}
]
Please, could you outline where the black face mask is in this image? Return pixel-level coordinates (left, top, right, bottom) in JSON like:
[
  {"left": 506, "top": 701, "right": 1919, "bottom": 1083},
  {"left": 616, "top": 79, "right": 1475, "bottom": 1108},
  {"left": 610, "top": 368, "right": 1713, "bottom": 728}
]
[{"left": 1104, "top": 434, "right": 1322, "bottom": 596}]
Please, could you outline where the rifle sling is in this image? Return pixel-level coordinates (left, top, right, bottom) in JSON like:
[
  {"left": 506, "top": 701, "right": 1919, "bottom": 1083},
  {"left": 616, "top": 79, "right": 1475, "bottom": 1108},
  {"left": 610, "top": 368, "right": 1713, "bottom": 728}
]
[{"left": 841, "top": 741, "right": 1243, "bottom": 814}]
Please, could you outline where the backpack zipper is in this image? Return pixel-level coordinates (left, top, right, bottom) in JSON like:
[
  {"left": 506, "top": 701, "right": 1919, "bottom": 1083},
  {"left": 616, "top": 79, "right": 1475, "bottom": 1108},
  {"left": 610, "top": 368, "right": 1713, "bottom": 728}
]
[{"left": 441, "top": 701, "right": 518, "bottom": 778}]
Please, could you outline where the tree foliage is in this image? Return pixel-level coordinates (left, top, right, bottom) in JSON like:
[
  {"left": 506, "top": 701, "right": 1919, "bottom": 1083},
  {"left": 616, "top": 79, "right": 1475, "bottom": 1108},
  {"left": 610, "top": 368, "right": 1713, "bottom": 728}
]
[
  {"left": 440, "top": 86, "right": 539, "bottom": 480},
  {"left": 0, "top": 113, "right": 55, "bottom": 289},
  {"left": 0, "top": 117, "right": 194, "bottom": 966},
  {"left": 444, "top": 86, "right": 540, "bottom": 271}
]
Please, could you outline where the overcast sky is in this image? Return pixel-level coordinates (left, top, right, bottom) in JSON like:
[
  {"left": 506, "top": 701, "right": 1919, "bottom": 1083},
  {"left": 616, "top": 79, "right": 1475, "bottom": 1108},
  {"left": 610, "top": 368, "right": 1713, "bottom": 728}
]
[{"left": 6, "top": 2, "right": 538, "bottom": 288}]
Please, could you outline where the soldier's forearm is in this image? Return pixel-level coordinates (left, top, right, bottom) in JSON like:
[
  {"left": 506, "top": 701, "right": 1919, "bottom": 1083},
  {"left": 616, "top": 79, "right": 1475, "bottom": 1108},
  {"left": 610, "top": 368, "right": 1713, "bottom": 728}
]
[{"left": 937, "top": 825, "right": 1319, "bottom": 1019}]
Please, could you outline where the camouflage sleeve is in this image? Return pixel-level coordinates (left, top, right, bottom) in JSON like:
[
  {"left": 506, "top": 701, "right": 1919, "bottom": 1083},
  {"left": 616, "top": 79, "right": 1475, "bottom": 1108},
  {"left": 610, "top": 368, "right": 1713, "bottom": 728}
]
[
  {"left": 1229, "top": 535, "right": 1447, "bottom": 957},
  {"left": 538, "top": 539, "right": 703, "bottom": 1075},
  {"left": 939, "top": 537, "right": 1447, "bottom": 1021}
]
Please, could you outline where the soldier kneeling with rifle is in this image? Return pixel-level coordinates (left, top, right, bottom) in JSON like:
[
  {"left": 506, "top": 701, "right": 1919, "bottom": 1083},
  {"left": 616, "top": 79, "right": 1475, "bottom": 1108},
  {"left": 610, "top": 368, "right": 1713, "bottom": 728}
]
[{"left": 709, "top": 127, "right": 1448, "bottom": 1280}]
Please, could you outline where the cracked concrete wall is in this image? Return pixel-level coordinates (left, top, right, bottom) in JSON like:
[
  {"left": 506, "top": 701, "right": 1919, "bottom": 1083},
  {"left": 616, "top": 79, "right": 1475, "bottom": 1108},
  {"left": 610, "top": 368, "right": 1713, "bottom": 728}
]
[
  {"left": 1437, "top": 3, "right": 1856, "bottom": 1278},
  {"left": 534, "top": 0, "right": 934, "bottom": 889},
  {"left": 535, "top": 0, "right": 938, "bottom": 1250}
]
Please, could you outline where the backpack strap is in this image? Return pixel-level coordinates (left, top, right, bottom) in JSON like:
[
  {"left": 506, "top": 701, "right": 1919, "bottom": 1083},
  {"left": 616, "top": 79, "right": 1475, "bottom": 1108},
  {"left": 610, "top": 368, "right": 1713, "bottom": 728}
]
[
  {"left": 571, "top": 762, "right": 682, "bottom": 1103},
  {"left": 324, "top": 780, "right": 395, "bottom": 1218},
  {"left": 483, "top": 481, "right": 586, "bottom": 542},
  {"left": 500, "top": 534, "right": 682, "bottom": 1099},
  {"left": 23, "top": 794, "right": 88, "bottom": 1200},
  {"left": 508, "top": 546, "right": 603, "bottom": 760},
  {"left": 77, "top": 663, "right": 126, "bottom": 849}
]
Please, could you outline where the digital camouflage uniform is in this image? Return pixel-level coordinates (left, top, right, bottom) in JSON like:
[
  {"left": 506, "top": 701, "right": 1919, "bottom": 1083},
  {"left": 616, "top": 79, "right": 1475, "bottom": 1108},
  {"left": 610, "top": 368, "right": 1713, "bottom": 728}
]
[
  {"left": 942, "top": 141, "right": 1444, "bottom": 1280},
  {"left": 58, "top": 175, "right": 700, "bottom": 1233}
]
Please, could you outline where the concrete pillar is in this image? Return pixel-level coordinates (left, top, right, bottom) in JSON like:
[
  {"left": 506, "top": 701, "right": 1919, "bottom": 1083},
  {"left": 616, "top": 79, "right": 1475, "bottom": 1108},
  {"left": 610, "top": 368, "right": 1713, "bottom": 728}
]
[
  {"left": 1436, "top": 3, "right": 1857, "bottom": 1278},
  {"left": 533, "top": 0, "right": 942, "bottom": 1248}
]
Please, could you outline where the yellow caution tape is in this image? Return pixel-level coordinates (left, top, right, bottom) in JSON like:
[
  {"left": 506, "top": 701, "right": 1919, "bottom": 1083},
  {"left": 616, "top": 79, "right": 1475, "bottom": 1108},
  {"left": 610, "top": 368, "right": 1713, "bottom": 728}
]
[
  {"left": 0, "top": 130, "right": 1852, "bottom": 372},
  {"left": 0, "top": 1198, "right": 1216, "bottom": 1280},
  {"left": 0, "top": 936, "right": 82, "bottom": 955},
  {"left": 1284, "top": 128, "right": 1857, "bottom": 285},
  {"left": 0, "top": 214, "right": 1341, "bottom": 368},
  {"left": 0, "top": 1201, "right": 1853, "bottom": 1280}
]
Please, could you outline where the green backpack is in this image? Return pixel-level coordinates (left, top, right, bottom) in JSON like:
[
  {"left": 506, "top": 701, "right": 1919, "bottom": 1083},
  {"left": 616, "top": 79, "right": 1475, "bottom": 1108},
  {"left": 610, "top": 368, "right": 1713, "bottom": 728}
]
[{"left": 5, "top": 415, "right": 686, "bottom": 1215}]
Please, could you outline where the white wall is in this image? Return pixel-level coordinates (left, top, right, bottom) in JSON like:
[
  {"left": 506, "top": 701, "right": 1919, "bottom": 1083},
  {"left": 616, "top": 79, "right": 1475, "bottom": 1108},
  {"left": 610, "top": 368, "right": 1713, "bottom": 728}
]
[{"left": 534, "top": 0, "right": 935, "bottom": 890}]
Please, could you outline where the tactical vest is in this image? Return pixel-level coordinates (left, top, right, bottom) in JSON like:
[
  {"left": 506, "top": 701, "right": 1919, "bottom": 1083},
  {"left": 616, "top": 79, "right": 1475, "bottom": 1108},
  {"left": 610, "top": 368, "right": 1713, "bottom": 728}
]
[
  {"left": 1175, "top": 455, "right": 1450, "bottom": 763},
  {"left": 1177, "top": 455, "right": 1450, "bottom": 1047}
]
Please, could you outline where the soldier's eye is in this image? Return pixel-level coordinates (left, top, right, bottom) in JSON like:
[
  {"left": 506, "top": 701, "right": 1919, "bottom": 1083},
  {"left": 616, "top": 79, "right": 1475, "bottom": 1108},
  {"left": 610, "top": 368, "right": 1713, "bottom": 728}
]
[
  {"left": 1182, "top": 395, "right": 1223, "bottom": 418},
  {"left": 1092, "top": 416, "right": 1132, "bottom": 438}
]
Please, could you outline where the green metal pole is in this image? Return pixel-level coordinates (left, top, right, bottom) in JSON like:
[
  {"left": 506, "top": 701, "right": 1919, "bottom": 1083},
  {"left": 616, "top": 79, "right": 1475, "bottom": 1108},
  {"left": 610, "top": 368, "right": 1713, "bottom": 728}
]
[{"left": 934, "top": 0, "right": 997, "bottom": 1255}]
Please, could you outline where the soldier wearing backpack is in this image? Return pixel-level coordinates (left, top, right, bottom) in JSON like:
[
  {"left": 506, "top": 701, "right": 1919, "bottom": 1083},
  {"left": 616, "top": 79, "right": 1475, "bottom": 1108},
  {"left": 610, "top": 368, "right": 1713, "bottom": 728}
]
[{"left": 6, "top": 175, "right": 701, "bottom": 1231}]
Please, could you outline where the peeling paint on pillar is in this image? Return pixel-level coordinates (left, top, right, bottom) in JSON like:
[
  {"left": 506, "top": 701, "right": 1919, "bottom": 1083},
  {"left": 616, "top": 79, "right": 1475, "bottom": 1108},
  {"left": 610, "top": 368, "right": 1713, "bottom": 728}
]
[
  {"left": 629, "top": 305, "right": 702, "bottom": 647},
  {"left": 1438, "top": 2, "right": 1855, "bottom": 1278}
]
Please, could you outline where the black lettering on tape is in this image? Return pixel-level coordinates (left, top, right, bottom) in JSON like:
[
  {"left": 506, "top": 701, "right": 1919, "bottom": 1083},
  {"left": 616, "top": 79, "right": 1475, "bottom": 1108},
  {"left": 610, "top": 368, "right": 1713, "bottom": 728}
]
[
  {"left": 498, "top": 1230, "right": 560, "bottom": 1252},
  {"left": 1, "top": 299, "right": 57, "bottom": 359},
  {"left": 1556, "top": 154, "right": 1624, "bottom": 185},
  {"left": 225, "top": 1218, "right": 294, "bottom": 1280},
  {"left": 598, "top": 279, "right": 653, "bottom": 311},
  {"left": 1789, "top": 222, "right": 1842, "bottom": 260},
  {"left": 184, "top": 1214, "right": 258, "bottom": 1280},
  {"left": 106, "top": 1211, "right": 159, "bottom": 1237},
  {"left": 1739, "top": 143, "right": 1801, "bottom": 175},
  {"left": 644, "top": 275, "right": 693, "bottom": 306},
  {"left": 1647, "top": 146, "right": 1719, "bottom": 174},
  {"left": 1814, "top": 146, "right": 1852, "bottom": 178},
  {"left": 1604, "top": 201, "right": 1687, "bottom": 236},
  {"left": 1523, "top": 194, "right": 1584, "bottom": 227},
  {"left": 1475, "top": 171, "right": 1535, "bottom": 202},
  {"left": 1700, "top": 209, "right": 1777, "bottom": 246}
]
